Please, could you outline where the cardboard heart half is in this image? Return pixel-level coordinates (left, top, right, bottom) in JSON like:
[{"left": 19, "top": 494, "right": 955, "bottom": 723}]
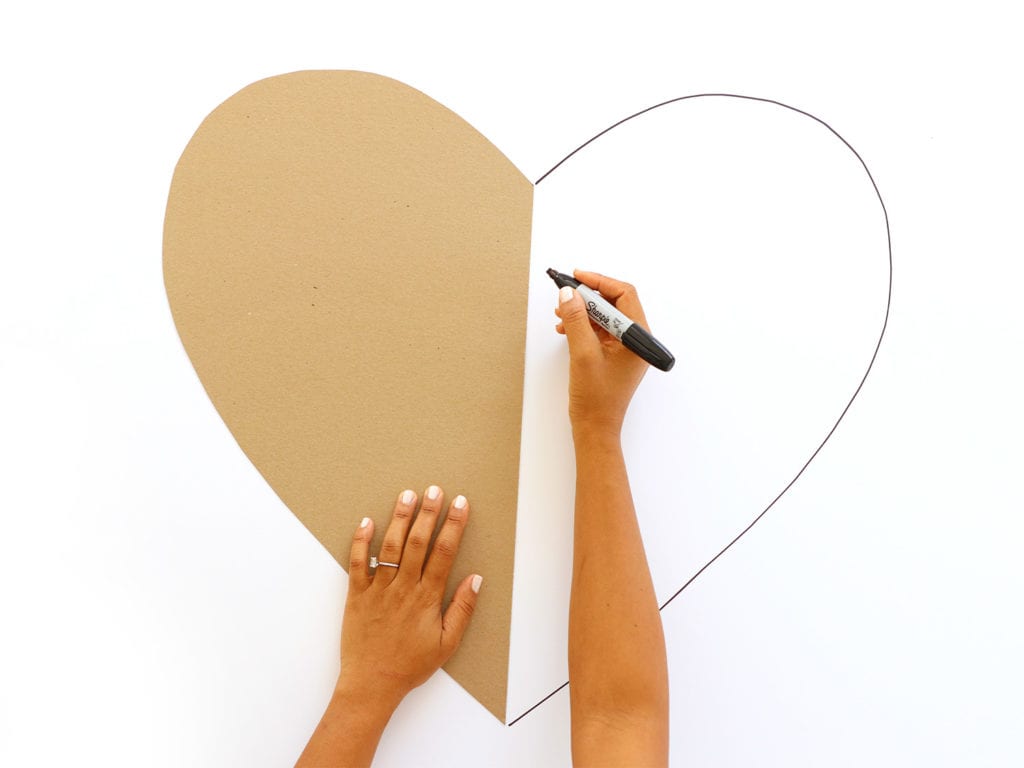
[{"left": 163, "top": 71, "right": 533, "bottom": 721}]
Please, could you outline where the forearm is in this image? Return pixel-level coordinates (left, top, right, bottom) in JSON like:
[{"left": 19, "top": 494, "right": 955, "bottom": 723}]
[
  {"left": 568, "top": 426, "right": 669, "bottom": 717},
  {"left": 295, "top": 681, "right": 400, "bottom": 768}
]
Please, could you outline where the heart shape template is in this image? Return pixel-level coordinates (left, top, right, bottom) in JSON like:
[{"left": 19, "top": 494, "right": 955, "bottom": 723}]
[
  {"left": 164, "top": 71, "right": 889, "bottom": 723},
  {"left": 164, "top": 71, "right": 531, "bottom": 721}
]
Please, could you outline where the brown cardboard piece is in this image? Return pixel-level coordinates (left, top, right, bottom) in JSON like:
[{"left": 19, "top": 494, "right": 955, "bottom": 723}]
[{"left": 163, "top": 71, "right": 533, "bottom": 722}]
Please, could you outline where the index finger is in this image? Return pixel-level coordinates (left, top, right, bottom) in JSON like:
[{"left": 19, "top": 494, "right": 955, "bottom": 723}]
[
  {"left": 422, "top": 495, "right": 470, "bottom": 591},
  {"left": 573, "top": 269, "right": 650, "bottom": 329}
]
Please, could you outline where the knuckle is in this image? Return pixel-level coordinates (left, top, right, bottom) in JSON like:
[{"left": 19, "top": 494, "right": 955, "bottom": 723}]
[
  {"left": 422, "top": 587, "right": 440, "bottom": 605},
  {"left": 442, "top": 599, "right": 476, "bottom": 644},
  {"left": 563, "top": 304, "right": 587, "bottom": 323},
  {"left": 456, "top": 597, "right": 475, "bottom": 619},
  {"left": 392, "top": 505, "right": 413, "bottom": 521},
  {"left": 433, "top": 537, "right": 458, "bottom": 559},
  {"left": 445, "top": 506, "right": 468, "bottom": 524},
  {"left": 405, "top": 532, "right": 430, "bottom": 551}
]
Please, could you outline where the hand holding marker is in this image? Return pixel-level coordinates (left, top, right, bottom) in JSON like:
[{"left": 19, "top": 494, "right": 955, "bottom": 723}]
[{"left": 547, "top": 269, "right": 675, "bottom": 372}]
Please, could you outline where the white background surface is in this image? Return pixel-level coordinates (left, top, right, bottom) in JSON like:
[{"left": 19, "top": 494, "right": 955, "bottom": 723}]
[{"left": 2, "top": 2, "right": 1022, "bottom": 766}]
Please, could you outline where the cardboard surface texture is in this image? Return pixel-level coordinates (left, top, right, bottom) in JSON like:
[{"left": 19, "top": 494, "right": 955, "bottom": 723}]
[{"left": 163, "top": 71, "right": 533, "bottom": 722}]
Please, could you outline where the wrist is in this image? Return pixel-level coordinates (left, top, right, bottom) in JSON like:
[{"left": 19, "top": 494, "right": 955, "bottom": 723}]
[
  {"left": 333, "top": 674, "right": 405, "bottom": 721},
  {"left": 571, "top": 419, "right": 623, "bottom": 447},
  {"left": 297, "top": 675, "right": 401, "bottom": 767}
]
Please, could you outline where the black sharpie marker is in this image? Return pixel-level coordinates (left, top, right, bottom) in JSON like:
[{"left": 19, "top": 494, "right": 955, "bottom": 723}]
[{"left": 547, "top": 268, "right": 675, "bottom": 372}]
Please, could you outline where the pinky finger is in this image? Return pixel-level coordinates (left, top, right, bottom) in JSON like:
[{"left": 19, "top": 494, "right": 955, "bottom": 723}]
[{"left": 348, "top": 516, "right": 374, "bottom": 592}]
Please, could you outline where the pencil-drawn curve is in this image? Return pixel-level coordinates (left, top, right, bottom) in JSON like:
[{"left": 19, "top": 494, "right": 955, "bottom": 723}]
[{"left": 508, "top": 93, "right": 892, "bottom": 727}]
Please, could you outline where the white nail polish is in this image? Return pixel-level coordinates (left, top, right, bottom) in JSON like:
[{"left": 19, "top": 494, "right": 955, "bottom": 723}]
[
  {"left": 427, "top": 485, "right": 441, "bottom": 500},
  {"left": 401, "top": 489, "right": 415, "bottom": 504},
  {"left": 471, "top": 574, "right": 483, "bottom": 594},
  {"left": 453, "top": 495, "right": 467, "bottom": 510},
  {"left": 559, "top": 286, "right": 573, "bottom": 304},
  {"left": 360, "top": 517, "right": 370, "bottom": 528}
]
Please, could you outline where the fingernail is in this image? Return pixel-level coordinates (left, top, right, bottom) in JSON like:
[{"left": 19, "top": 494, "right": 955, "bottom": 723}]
[
  {"left": 471, "top": 574, "right": 483, "bottom": 594},
  {"left": 360, "top": 516, "right": 370, "bottom": 528},
  {"left": 453, "top": 494, "right": 467, "bottom": 510},
  {"left": 559, "top": 286, "right": 573, "bottom": 304},
  {"left": 401, "top": 489, "right": 415, "bottom": 504},
  {"left": 427, "top": 485, "right": 441, "bottom": 500}
]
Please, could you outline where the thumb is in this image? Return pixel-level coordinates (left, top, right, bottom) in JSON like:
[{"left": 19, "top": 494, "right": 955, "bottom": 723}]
[
  {"left": 556, "top": 286, "right": 600, "bottom": 359},
  {"left": 441, "top": 574, "right": 482, "bottom": 655}
]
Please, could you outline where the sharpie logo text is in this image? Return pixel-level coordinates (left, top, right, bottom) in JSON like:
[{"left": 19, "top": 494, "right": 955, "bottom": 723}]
[{"left": 586, "top": 301, "right": 611, "bottom": 326}]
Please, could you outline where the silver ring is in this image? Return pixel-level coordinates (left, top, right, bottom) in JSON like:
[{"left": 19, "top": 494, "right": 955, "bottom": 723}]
[{"left": 369, "top": 556, "right": 400, "bottom": 569}]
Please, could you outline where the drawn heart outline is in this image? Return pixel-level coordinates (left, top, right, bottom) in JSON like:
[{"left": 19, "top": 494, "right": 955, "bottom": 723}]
[{"left": 508, "top": 93, "right": 891, "bottom": 724}]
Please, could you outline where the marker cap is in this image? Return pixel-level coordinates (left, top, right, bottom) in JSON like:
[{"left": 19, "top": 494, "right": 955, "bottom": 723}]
[{"left": 622, "top": 323, "right": 675, "bottom": 371}]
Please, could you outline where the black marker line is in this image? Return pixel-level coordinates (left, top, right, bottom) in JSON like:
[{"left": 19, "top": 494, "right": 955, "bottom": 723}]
[
  {"left": 506, "top": 681, "right": 569, "bottom": 727},
  {"left": 508, "top": 93, "right": 892, "bottom": 727}
]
